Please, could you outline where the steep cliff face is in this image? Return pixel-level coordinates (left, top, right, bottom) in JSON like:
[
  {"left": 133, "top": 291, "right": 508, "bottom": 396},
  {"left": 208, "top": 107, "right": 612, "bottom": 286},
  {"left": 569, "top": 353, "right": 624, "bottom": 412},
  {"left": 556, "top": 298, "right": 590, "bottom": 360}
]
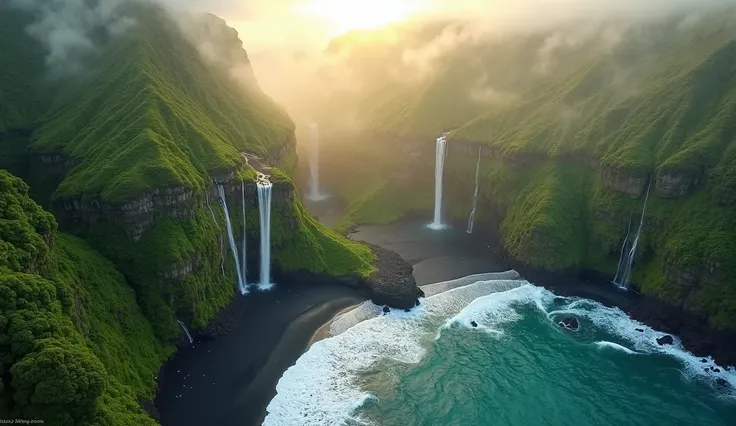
[{"left": 1, "top": 2, "right": 376, "bottom": 342}]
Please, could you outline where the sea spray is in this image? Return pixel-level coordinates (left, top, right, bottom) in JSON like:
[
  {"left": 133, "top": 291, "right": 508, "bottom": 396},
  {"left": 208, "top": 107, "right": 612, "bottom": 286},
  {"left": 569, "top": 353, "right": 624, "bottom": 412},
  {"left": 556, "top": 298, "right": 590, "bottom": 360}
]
[
  {"left": 264, "top": 276, "right": 528, "bottom": 426},
  {"left": 256, "top": 172, "right": 274, "bottom": 290},
  {"left": 615, "top": 180, "right": 652, "bottom": 290},
  {"left": 217, "top": 185, "right": 247, "bottom": 294},
  {"left": 307, "top": 123, "right": 328, "bottom": 201},
  {"left": 267, "top": 275, "right": 736, "bottom": 425},
  {"left": 241, "top": 180, "right": 247, "bottom": 282},
  {"left": 467, "top": 145, "right": 482, "bottom": 234},
  {"left": 176, "top": 319, "right": 193, "bottom": 344},
  {"left": 612, "top": 213, "right": 633, "bottom": 285},
  {"left": 429, "top": 135, "right": 449, "bottom": 230}
]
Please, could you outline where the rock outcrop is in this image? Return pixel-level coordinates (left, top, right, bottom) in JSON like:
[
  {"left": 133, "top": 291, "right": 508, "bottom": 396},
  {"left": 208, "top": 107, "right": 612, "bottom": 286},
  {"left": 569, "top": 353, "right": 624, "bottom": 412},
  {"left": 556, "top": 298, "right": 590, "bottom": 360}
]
[
  {"left": 602, "top": 168, "right": 649, "bottom": 198},
  {"left": 656, "top": 169, "right": 705, "bottom": 198},
  {"left": 363, "top": 243, "right": 420, "bottom": 310}
]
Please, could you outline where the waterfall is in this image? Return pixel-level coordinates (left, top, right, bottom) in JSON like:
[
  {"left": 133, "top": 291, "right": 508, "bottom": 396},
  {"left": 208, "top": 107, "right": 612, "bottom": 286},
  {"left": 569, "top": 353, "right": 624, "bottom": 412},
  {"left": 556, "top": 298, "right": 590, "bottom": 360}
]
[
  {"left": 429, "top": 135, "right": 449, "bottom": 230},
  {"left": 176, "top": 319, "right": 193, "bottom": 345},
  {"left": 307, "top": 123, "right": 328, "bottom": 201},
  {"left": 241, "top": 181, "right": 247, "bottom": 282},
  {"left": 612, "top": 213, "right": 633, "bottom": 285},
  {"left": 217, "top": 185, "right": 247, "bottom": 295},
  {"left": 614, "top": 180, "right": 652, "bottom": 290},
  {"left": 256, "top": 172, "right": 274, "bottom": 290},
  {"left": 466, "top": 146, "right": 482, "bottom": 234}
]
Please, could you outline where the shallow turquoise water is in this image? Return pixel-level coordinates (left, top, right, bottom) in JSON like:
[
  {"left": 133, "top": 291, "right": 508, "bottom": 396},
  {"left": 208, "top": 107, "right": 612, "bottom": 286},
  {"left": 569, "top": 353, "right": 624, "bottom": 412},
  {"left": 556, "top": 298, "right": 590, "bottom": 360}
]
[{"left": 265, "top": 281, "right": 736, "bottom": 425}]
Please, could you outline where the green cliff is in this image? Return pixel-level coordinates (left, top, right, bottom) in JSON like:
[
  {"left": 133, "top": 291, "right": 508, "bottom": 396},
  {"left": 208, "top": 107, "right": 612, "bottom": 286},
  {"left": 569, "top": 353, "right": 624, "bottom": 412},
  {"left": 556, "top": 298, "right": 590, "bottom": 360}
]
[
  {"left": 310, "top": 9, "right": 736, "bottom": 328},
  {"left": 0, "top": 2, "right": 375, "bottom": 423}
]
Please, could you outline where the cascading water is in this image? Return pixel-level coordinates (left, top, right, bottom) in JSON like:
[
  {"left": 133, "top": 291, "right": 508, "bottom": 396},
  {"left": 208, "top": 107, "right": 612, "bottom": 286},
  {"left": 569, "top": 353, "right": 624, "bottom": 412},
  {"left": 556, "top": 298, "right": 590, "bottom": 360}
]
[
  {"left": 612, "top": 213, "right": 633, "bottom": 285},
  {"left": 466, "top": 146, "right": 482, "bottom": 234},
  {"left": 256, "top": 172, "right": 274, "bottom": 290},
  {"left": 429, "top": 135, "right": 449, "bottom": 230},
  {"left": 241, "top": 181, "right": 247, "bottom": 282},
  {"left": 614, "top": 180, "right": 652, "bottom": 290},
  {"left": 217, "top": 185, "right": 247, "bottom": 294},
  {"left": 176, "top": 319, "right": 193, "bottom": 345},
  {"left": 307, "top": 123, "right": 328, "bottom": 201}
]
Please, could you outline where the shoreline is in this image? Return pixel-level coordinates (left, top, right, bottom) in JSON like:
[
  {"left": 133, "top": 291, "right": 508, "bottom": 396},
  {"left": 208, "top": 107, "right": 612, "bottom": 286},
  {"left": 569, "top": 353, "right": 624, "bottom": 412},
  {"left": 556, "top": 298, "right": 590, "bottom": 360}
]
[
  {"left": 155, "top": 282, "right": 364, "bottom": 426},
  {"left": 156, "top": 218, "right": 736, "bottom": 426}
]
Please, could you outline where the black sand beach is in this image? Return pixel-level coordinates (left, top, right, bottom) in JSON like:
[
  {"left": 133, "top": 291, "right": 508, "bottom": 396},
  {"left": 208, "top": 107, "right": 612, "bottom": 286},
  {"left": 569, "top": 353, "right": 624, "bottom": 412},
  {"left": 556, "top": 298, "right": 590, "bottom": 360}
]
[
  {"left": 157, "top": 217, "right": 736, "bottom": 426},
  {"left": 156, "top": 282, "right": 362, "bottom": 426},
  {"left": 156, "top": 220, "right": 508, "bottom": 426}
]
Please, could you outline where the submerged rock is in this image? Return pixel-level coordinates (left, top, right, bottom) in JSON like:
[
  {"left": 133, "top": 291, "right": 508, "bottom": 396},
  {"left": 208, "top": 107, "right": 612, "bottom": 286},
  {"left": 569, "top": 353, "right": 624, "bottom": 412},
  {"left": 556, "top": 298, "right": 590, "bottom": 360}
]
[
  {"left": 382, "top": 306, "right": 390, "bottom": 314},
  {"left": 716, "top": 378, "right": 730, "bottom": 389},
  {"left": 417, "top": 288, "right": 426, "bottom": 298},
  {"left": 415, "top": 299, "right": 421, "bottom": 307},
  {"left": 701, "top": 359, "right": 708, "bottom": 363},
  {"left": 404, "top": 309, "right": 411, "bottom": 313},
  {"left": 558, "top": 317, "right": 579, "bottom": 331},
  {"left": 656, "top": 335, "right": 674, "bottom": 346},
  {"left": 471, "top": 321, "right": 478, "bottom": 328},
  {"left": 635, "top": 328, "right": 644, "bottom": 332}
]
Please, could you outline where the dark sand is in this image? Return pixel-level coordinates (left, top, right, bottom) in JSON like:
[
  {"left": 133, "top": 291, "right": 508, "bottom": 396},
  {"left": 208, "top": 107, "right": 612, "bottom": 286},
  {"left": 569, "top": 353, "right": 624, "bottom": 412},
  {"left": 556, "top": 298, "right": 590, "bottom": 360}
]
[
  {"left": 156, "top": 283, "right": 362, "bottom": 426},
  {"left": 157, "top": 219, "right": 508, "bottom": 426}
]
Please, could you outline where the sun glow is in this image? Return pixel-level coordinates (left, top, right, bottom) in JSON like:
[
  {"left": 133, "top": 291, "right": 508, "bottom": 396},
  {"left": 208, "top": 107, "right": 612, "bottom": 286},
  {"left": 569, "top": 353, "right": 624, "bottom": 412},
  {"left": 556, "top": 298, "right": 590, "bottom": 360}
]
[{"left": 295, "top": 0, "right": 425, "bottom": 35}]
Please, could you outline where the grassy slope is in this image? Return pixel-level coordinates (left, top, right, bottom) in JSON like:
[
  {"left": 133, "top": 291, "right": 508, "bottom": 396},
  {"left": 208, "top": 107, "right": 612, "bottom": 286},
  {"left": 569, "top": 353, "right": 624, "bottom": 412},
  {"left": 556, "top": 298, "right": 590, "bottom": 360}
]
[
  {"left": 313, "top": 11, "right": 736, "bottom": 328},
  {"left": 0, "top": 170, "right": 165, "bottom": 425},
  {"left": 31, "top": 8, "right": 294, "bottom": 203}
]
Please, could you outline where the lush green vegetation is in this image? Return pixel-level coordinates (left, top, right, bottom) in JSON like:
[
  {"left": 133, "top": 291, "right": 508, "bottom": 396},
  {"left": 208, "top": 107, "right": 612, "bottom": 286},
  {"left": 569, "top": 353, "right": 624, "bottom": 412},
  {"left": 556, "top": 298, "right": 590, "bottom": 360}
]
[
  {"left": 1, "top": 2, "right": 385, "bottom": 424},
  {"left": 1, "top": 170, "right": 166, "bottom": 425},
  {"left": 268, "top": 170, "right": 376, "bottom": 277},
  {"left": 28, "top": 7, "right": 293, "bottom": 204},
  {"left": 309, "top": 9, "right": 736, "bottom": 329}
]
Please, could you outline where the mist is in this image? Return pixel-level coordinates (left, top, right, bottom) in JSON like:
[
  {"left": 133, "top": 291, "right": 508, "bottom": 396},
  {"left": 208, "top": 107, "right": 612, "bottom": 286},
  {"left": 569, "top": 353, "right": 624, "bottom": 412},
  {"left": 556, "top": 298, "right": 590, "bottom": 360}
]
[{"left": 9, "top": 0, "right": 735, "bottom": 122}]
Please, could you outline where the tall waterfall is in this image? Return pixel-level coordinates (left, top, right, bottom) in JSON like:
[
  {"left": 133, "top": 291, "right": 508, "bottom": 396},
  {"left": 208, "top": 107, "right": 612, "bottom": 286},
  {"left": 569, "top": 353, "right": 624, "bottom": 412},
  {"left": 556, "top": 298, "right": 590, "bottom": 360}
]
[
  {"left": 241, "top": 181, "right": 247, "bottom": 282},
  {"left": 429, "top": 135, "right": 449, "bottom": 230},
  {"left": 256, "top": 172, "right": 274, "bottom": 290},
  {"left": 307, "top": 123, "right": 328, "bottom": 201},
  {"left": 176, "top": 319, "right": 193, "bottom": 345},
  {"left": 613, "top": 180, "right": 652, "bottom": 290},
  {"left": 466, "top": 146, "right": 482, "bottom": 234},
  {"left": 217, "top": 185, "right": 247, "bottom": 294}
]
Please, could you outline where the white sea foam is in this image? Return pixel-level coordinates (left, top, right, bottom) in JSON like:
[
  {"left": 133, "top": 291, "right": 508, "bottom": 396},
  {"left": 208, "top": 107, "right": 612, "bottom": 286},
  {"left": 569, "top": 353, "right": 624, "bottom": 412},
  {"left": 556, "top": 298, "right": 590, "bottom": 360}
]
[
  {"left": 548, "top": 299, "right": 736, "bottom": 395},
  {"left": 263, "top": 276, "right": 527, "bottom": 425},
  {"left": 265, "top": 277, "right": 736, "bottom": 425},
  {"left": 595, "top": 340, "right": 638, "bottom": 355}
]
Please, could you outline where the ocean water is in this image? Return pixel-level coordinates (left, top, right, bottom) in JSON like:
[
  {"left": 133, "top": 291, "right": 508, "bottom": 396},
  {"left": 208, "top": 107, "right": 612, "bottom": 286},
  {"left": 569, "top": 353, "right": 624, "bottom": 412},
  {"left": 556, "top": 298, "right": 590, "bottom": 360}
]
[{"left": 264, "top": 277, "right": 736, "bottom": 426}]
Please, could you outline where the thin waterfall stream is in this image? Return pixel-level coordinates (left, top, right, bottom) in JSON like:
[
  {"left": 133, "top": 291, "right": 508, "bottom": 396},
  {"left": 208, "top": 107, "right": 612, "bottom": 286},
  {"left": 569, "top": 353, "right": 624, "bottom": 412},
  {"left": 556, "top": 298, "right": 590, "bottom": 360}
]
[
  {"left": 613, "top": 180, "right": 653, "bottom": 290},
  {"left": 466, "top": 146, "right": 482, "bottom": 234},
  {"left": 217, "top": 185, "right": 247, "bottom": 294}
]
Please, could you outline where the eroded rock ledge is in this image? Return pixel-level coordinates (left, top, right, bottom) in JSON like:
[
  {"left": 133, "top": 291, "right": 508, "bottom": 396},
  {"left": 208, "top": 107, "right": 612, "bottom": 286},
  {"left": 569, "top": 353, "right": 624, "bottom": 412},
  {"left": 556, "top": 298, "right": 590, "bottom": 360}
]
[{"left": 391, "top": 133, "right": 718, "bottom": 200}]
